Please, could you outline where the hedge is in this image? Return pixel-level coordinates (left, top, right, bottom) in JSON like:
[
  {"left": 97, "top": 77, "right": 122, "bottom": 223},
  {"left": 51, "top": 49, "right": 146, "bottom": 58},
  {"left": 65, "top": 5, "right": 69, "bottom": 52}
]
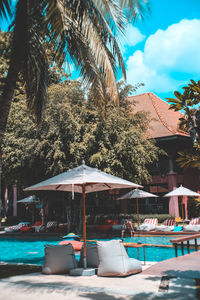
[{"left": 86, "top": 213, "right": 173, "bottom": 225}]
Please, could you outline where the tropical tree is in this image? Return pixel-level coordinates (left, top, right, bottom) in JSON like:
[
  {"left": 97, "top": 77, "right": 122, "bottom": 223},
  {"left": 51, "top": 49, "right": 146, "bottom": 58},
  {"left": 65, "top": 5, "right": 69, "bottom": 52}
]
[
  {"left": 167, "top": 79, "right": 200, "bottom": 171},
  {"left": 0, "top": 0, "right": 150, "bottom": 146},
  {"left": 0, "top": 0, "right": 150, "bottom": 219},
  {"left": 2, "top": 79, "right": 160, "bottom": 229}
]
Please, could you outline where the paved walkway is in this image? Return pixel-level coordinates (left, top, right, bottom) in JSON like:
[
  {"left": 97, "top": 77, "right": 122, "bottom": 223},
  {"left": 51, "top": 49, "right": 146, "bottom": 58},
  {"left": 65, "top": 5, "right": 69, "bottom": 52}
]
[
  {"left": 142, "top": 251, "right": 200, "bottom": 279},
  {"left": 0, "top": 261, "right": 198, "bottom": 300}
]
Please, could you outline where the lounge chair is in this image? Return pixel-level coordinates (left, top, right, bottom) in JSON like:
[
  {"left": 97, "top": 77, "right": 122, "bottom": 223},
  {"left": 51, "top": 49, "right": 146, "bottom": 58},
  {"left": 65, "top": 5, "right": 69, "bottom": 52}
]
[
  {"left": 20, "top": 221, "right": 42, "bottom": 233},
  {"left": 155, "top": 219, "right": 175, "bottom": 232},
  {"left": 4, "top": 222, "right": 30, "bottom": 233},
  {"left": 45, "top": 221, "right": 58, "bottom": 232},
  {"left": 136, "top": 218, "right": 158, "bottom": 231},
  {"left": 96, "top": 239, "right": 142, "bottom": 277},
  {"left": 183, "top": 217, "right": 200, "bottom": 232}
]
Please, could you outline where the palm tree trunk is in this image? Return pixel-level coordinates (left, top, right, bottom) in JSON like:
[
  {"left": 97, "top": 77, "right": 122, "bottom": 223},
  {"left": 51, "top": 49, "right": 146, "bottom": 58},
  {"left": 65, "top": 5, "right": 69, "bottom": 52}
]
[{"left": 0, "top": 61, "right": 21, "bottom": 220}]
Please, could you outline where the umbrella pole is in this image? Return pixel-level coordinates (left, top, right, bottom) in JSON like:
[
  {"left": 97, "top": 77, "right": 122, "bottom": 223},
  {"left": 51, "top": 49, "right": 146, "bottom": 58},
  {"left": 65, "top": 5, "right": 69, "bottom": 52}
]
[
  {"left": 181, "top": 203, "right": 184, "bottom": 222},
  {"left": 137, "top": 198, "right": 139, "bottom": 225},
  {"left": 82, "top": 185, "right": 87, "bottom": 269}
]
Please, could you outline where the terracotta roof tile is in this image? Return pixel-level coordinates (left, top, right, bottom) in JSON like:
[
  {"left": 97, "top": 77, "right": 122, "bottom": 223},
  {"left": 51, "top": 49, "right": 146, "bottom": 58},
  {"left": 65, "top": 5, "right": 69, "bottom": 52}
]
[{"left": 129, "top": 92, "right": 189, "bottom": 139}]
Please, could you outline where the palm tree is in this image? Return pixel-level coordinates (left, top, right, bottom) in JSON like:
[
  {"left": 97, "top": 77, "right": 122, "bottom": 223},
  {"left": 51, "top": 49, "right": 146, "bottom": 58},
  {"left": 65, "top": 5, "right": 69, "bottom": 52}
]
[{"left": 0, "top": 0, "right": 150, "bottom": 218}]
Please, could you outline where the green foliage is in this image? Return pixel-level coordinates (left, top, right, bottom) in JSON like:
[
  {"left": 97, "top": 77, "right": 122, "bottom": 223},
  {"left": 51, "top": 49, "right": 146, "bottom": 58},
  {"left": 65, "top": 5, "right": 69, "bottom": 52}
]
[
  {"left": 166, "top": 79, "right": 200, "bottom": 170},
  {"left": 2, "top": 79, "right": 160, "bottom": 191},
  {"left": 86, "top": 214, "right": 172, "bottom": 225},
  {"left": 187, "top": 197, "right": 200, "bottom": 218},
  {"left": 166, "top": 79, "right": 200, "bottom": 134},
  {"left": 177, "top": 144, "right": 200, "bottom": 170}
]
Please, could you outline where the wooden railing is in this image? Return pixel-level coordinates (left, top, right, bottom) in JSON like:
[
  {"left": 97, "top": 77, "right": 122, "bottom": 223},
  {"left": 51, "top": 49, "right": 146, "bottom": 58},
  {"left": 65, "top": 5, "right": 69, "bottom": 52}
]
[{"left": 170, "top": 234, "right": 200, "bottom": 257}]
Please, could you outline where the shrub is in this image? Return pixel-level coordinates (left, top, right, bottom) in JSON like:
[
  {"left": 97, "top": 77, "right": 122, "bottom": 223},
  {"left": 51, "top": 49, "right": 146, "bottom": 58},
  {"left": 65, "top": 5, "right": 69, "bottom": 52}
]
[{"left": 86, "top": 213, "right": 172, "bottom": 225}]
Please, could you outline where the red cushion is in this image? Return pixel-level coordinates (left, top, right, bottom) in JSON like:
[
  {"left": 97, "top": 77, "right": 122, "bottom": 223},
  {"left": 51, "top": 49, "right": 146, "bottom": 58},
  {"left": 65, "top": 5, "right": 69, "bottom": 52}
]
[
  {"left": 58, "top": 240, "right": 83, "bottom": 251},
  {"left": 34, "top": 221, "right": 42, "bottom": 226},
  {"left": 20, "top": 226, "right": 34, "bottom": 232}
]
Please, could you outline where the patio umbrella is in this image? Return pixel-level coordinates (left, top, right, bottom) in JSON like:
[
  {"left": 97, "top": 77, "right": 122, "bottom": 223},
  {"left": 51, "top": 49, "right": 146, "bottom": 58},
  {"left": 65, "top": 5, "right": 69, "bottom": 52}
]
[
  {"left": 163, "top": 185, "right": 200, "bottom": 220},
  {"left": 17, "top": 195, "right": 39, "bottom": 203},
  {"left": 117, "top": 189, "right": 158, "bottom": 225},
  {"left": 24, "top": 161, "right": 142, "bottom": 268},
  {"left": 17, "top": 195, "right": 40, "bottom": 223}
]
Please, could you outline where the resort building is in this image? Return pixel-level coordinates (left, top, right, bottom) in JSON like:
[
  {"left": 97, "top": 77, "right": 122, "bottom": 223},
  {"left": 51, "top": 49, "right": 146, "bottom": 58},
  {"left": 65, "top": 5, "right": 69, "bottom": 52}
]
[
  {"left": 3, "top": 92, "right": 200, "bottom": 222},
  {"left": 119, "top": 92, "right": 199, "bottom": 217}
]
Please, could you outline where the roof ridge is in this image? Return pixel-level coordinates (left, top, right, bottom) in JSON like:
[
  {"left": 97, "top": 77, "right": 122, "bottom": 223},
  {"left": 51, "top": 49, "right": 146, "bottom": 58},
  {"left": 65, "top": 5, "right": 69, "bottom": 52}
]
[{"left": 149, "top": 93, "right": 178, "bottom": 135}]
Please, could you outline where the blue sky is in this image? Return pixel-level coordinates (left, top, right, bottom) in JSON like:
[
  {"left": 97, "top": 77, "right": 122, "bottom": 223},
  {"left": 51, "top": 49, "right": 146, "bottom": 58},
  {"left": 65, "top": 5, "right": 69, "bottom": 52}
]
[
  {"left": 1, "top": 0, "right": 200, "bottom": 101},
  {"left": 120, "top": 0, "right": 200, "bottom": 100}
]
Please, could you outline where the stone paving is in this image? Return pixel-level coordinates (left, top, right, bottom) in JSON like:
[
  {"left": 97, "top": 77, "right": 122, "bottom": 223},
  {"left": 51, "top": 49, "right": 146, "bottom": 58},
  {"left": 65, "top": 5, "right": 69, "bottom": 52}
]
[{"left": 0, "top": 261, "right": 198, "bottom": 300}]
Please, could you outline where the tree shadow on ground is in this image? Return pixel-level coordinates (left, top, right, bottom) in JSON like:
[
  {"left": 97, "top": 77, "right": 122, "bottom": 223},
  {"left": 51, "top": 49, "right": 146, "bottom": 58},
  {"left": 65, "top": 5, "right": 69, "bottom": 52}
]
[{"left": 0, "top": 273, "right": 198, "bottom": 300}]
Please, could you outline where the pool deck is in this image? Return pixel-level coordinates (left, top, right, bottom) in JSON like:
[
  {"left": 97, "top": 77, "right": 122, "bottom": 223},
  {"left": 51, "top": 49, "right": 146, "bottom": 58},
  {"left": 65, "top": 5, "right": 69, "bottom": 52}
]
[
  {"left": 0, "top": 230, "right": 197, "bottom": 239},
  {"left": 0, "top": 253, "right": 200, "bottom": 300},
  {"left": 142, "top": 251, "right": 200, "bottom": 279}
]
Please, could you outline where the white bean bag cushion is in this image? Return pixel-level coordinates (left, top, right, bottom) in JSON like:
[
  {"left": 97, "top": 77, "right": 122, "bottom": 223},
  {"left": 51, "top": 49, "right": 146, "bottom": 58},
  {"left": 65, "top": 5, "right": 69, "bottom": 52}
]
[
  {"left": 136, "top": 224, "right": 156, "bottom": 231},
  {"left": 79, "top": 243, "right": 99, "bottom": 268},
  {"left": 183, "top": 225, "right": 200, "bottom": 232},
  {"left": 96, "top": 240, "right": 142, "bottom": 277},
  {"left": 42, "top": 244, "right": 77, "bottom": 274},
  {"left": 155, "top": 225, "right": 174, "bottom": 232}
]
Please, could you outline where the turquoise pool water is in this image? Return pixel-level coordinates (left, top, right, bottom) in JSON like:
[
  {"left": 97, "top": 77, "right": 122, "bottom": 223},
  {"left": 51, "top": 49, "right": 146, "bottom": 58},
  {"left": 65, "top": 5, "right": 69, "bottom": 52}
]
[{"left": 0, "top": 236, "right": 193, "bottom": 265}]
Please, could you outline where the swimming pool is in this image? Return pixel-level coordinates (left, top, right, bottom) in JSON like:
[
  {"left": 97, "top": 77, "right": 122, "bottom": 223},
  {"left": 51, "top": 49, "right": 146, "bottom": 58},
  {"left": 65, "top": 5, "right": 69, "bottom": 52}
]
[{"left": 0, "top": 236, "right": 194, "bottom": 265}]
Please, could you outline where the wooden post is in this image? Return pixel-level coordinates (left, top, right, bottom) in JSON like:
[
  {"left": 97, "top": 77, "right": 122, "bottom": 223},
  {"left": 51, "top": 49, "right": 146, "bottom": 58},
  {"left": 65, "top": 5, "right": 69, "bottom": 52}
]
[
  {"left": 195, "top": 239, "right": 198, "bottom": 251},
  {"left": 137, "top": 198, "right": 139, "bottom": 225},
  {"left": 137, "top": 247, "right": 139, "bottom": 260},
  {"left": 143, "top": 246, "right": 146, "bottom": 265},
  {"left": 181, "top": 202, "right": 184, "bottom": 221},
  {"left": 181, "top": 242, "right": 184, "bottom": 255},
  {"left": 82, "top": 185, "right": 87, "bottom": 269},
  {"left": 187, "top": 241, "right": 190, "bottom": 254},
  {"left": 175, "top": 244, "right": 178, "bottom": 257},
  {"left": 13, "top": 182, "right": 17, "bottom": 216}
]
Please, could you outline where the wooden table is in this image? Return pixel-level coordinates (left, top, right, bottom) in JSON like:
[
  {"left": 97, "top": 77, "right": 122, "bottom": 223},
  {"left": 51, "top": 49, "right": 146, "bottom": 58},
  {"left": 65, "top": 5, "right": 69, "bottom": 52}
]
[{"left": 124, "top": 242, "right": 146, "bottom": 265}]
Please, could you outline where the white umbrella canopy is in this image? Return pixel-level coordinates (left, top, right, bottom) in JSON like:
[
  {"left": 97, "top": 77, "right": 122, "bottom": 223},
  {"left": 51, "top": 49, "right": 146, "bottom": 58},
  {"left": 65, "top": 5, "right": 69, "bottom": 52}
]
[
  {"left": 163, "top": 185, "right": 200, "bottom": 197},
  {"left": 17, "top": 195, "right": 39, "bottom": 203},
  {"left": 118, "top": 189, "right": 158, "bottom": 200},
  {"left": 24, "top": 162, "right": 142, "bottom": 193},
  {"left": 24, "top": 161, "right": 142, "bottom": 268},
  {"left": 117, "top": 189, "right": 158, "bottom": 225},
  {"left": 164, "top": 185, "right": 199, "bottom": 221}
]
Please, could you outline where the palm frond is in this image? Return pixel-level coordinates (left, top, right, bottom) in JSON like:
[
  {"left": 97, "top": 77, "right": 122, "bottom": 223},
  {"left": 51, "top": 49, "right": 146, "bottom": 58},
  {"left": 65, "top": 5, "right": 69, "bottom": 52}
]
[
  {"left": 119, "top": 0, "right": 151, "bottom": 20},
  {"left": 3, "top": 0, "right": 48, "bottom": 123},
  {"left": 44, "top": 0, "right": 125, "bottom": 105},
  {"left": 0, "top": 0, "right": 11, "bottom": 20}
]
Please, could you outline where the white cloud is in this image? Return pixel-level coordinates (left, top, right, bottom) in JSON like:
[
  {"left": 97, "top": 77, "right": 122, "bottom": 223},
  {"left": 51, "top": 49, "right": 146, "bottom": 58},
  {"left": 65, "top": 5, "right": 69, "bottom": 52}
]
[
  {"left": 126, "top": 19, "right": 200, "bottom": 93},
  {"left": 118, "top": 24, "right": 146, "bottom": 55}
]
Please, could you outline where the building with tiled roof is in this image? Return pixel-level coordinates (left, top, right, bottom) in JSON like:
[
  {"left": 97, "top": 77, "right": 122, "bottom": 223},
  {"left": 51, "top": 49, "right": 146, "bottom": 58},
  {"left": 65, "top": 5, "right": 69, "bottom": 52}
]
[
  {"left": 129, "top": 92, "right": 189, "bottom": 139},
  {"left": 120, "top": 92, "right": 199, "bottom": 217}
]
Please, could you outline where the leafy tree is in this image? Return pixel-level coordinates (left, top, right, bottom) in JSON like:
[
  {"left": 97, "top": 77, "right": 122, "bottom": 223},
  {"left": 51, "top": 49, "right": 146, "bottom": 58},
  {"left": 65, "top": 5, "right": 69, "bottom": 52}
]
[
  {"left": 166, "top": 79, "right": 200, "bottom": 171},
  {"left": 0, "top": 0, "right": 150, "bottom": 219},
  {"left": 167, "top": 80, "right": 200, "bottom": 144},
  {"left": 2, "top": 79, "right": 160, "bottom": 230}
]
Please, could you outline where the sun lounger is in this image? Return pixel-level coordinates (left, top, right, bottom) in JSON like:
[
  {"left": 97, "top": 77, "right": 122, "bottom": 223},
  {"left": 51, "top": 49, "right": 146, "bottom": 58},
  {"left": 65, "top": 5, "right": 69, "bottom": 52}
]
[
  {"left": 20, "top": 221, "right": 42, "bottom": 233},
  {"left": 45, "top": 221, "right": 58, "bottom": 232},
  {"left": 4, "top": 222, "right": 30, "bottom": 233},
  {"left": 183, "top": 217, "right": 200, "bottom": 232},
  {"left": 136, "top": 218, "right": 158, "bottom": 231},
  {"left": 96, "top": 239, "right": 142, "bottom": 277},
  {"left": 155, "top": 219, "right": 175, "bottom": 232}
]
